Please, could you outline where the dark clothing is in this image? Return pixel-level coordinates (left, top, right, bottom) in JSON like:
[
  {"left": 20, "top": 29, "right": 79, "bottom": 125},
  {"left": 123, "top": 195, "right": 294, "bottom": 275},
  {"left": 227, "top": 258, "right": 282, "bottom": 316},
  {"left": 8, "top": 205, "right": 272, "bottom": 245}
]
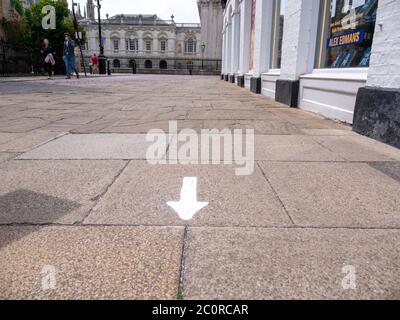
[
  {"left": 44, "top": 62, "right": 53, "bottom": 77},
  {"left": 41, "top": 46, "right": 55, "bottom": 58},
  {"left": 63, "top": 40, "right": 75, "bottom": 56},
  {"left": 41, "top": 46, "right": 55, "bottom": 77}
]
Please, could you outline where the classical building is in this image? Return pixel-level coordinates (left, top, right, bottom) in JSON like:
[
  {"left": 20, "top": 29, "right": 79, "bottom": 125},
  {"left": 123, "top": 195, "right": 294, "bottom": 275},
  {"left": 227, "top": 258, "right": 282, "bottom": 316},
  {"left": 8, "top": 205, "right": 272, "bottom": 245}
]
[
  {"left": 79, "top": 0, "right": 223, "bottom": 74},
  {"left": 221, "top": 0, "right": 400, "bottom": 148}
]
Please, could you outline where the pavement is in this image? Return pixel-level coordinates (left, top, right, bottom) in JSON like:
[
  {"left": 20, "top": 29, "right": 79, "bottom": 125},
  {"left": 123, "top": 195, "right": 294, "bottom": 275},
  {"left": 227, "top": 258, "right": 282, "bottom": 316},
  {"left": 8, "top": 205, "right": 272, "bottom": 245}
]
[{"left": 0, "top": 74, "right": 399, "bottom": 300}]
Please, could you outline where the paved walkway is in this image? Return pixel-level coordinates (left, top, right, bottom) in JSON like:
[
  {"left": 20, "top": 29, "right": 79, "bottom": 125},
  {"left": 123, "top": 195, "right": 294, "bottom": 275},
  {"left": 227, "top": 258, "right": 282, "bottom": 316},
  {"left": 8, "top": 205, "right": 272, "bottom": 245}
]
[{"left": 0, "top": 75, "right": 399, "bottom": 299}]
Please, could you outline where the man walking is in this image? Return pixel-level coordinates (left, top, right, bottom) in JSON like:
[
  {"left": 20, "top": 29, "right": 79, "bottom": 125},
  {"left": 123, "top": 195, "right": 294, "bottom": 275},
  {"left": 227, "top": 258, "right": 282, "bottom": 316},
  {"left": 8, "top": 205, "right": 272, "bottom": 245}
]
[
  {"left": 91, "top": 54, "right": 98, "bottom": 74},
  {"left": 63, "top": 33, "right": 79, "bottom": 79}
]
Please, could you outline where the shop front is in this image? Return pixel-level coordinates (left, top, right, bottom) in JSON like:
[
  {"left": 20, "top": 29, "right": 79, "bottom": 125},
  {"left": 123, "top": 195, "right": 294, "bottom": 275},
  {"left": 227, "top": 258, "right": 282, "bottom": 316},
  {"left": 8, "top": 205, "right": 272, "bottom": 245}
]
[{"left": 299, "top": 0, "right": 378, "bottom": 123}]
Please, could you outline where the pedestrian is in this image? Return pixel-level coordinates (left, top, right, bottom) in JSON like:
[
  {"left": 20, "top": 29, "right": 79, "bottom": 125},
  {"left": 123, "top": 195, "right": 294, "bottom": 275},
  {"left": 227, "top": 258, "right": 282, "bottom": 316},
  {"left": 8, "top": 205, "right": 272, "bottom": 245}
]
[
  {"left": 63, "top": 32, "right": 79, "bottom": 79},
  {"left": 41, "top": 38, "right": 55, "bottom": 80},
  {"left": 91, "top": 53, "right": 98, "bottom": 74}
]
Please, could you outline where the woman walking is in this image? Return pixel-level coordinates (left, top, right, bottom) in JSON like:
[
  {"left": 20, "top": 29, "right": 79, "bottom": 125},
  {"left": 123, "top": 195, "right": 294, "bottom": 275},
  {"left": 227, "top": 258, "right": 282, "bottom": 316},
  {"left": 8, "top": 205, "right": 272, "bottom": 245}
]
[{"left": 41, "top": 38, "right": 56, "bottom": 80}]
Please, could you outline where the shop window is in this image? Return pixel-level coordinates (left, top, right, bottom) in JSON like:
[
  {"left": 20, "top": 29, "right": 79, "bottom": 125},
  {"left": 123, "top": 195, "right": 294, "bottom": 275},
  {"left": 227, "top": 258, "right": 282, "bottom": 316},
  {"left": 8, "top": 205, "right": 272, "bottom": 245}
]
[
  {"left": 315, "top": 0, "right": 378, "bottom": 69},
  {"left": 271, "top": 0, "right": 285, "bottom": 69}
]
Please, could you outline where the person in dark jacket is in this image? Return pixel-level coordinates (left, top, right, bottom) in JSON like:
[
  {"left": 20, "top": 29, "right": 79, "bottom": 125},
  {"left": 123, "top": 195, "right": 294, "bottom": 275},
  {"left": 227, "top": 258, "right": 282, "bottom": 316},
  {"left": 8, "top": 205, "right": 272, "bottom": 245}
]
[
  {"left": 41, "top": 38, "right": 55, "bottom": 80},
  {"left": 63, "top": 32, "right": 79, "bottom": 79}
]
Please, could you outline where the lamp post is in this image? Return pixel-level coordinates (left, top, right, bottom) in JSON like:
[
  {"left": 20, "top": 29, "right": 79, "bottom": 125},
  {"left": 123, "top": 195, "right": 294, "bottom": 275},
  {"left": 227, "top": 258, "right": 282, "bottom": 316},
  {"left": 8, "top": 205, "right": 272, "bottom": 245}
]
[
  {"left": 201, "top": 42, "right": 206, "bottom": 71},
  {"left": 96, "top": 0, "right": 106, "bottom": 74},
  {"left": 72, "top": 1, "right": 87, "bottom": 77}
]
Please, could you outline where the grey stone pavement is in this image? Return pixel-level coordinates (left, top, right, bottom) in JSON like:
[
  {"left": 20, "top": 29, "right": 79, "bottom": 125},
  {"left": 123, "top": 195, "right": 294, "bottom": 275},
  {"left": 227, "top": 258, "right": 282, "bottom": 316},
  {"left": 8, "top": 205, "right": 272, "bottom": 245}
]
[{"left": 0, "top": 74, "right": 399, "bottom": 300}]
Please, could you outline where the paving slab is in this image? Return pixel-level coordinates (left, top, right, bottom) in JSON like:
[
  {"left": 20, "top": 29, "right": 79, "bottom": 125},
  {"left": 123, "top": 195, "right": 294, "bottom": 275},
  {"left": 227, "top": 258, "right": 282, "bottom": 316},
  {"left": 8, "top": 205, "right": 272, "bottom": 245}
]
[
  {"left": 84, "top": 161, "right": 291, "bottom": 227},
  {"left": 18, "top": 134, "right": 166, "bottom": 160},
  {"left": 0, "top": 153, "right": 17, "bottom": 163},
  {"left": 0, "top": 226, "right": 183, "bottom": 300},
  {"left": 313, "top": 135, "right": 400, "bottom": 161},
  {"left": 254, "top": 135, "right": 344, "bottom": 161},
  {"left": 0, "top": 118, "right": 50, "bottom": 133},
  {"left": 0, "top": 131, "right": 64, "bottom": 152},
  {"left": 102, "top": 120, "right": 204, "bottom": 134},
  {"left": 183, "top": 228, "right": 400, "bottom": 300},
  {"left": 0, "top": 133, "right": 25, "bottom": 145},
  {"left": 368, "top": 162, "right": 400, "bottom": 183},
  {"left": 0, "top": 160, "right": 126, "bottom": 224},
  {"left": 301, "top": 129, "right": 355, "bottom": 136},
  {"left": 187, "top": 109, "right": 279, "bottom": 120},
  {"left": 259, "top": 162, "right": 400, "bottom": 228},
  {"left": 203, "top": 120, "right": 301, "bottom": 135}
]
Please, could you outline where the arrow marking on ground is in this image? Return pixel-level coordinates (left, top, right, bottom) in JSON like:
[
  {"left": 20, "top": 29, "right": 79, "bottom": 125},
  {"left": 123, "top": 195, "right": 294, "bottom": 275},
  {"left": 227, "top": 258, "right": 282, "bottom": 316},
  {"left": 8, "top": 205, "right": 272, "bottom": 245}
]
[{"left": 167, "top": 177, "right": 208, "bottom": 221}]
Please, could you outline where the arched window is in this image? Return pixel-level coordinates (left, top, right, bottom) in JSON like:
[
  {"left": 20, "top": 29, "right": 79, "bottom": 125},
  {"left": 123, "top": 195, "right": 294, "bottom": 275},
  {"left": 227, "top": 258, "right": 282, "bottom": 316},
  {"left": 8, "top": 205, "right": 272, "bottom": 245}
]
[
  {"left": 113, "top": 59, "right": 121, "bottom": 68},
  {"left": 159, "top": 60, "right": 168, "bottom": 69},
  {"left": 145, "top": 60, "right": 153, "bottom": 69},
  {"left": 185, "top": 38, "right": 196, "bottom": 54}
]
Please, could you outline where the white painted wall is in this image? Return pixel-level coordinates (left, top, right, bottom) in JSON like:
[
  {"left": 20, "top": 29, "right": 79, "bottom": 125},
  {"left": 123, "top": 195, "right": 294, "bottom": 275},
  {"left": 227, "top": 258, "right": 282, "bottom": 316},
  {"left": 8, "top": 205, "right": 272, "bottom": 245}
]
[
  {"left": 367, "top": 0, "right": 400, "bottom": 89},
  {"left": 221, "top": 0, "right": 396, "bottom": 124},
  {"left": 280, "top": 0, "right": 320, "bottom": 80}
]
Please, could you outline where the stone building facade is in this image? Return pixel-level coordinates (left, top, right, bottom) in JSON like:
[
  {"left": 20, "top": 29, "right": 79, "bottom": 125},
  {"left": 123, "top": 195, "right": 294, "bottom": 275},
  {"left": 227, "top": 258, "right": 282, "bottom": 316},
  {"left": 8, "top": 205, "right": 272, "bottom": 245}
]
[
  {"left": 79, "top": 0, "right": 223, "bottom": 74},
  {"left": 221, "top": 0, "right": 400, "bottom": 148}
]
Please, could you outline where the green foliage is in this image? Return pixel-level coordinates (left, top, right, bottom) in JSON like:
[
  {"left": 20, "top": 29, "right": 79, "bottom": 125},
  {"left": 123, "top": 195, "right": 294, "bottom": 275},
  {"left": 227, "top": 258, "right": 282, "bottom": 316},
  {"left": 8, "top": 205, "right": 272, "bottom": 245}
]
[
  {"left": 11, "top": 0, "right": 24, "bottom": 16},
  {"left": 22, "top": 0, "right": 86, "bottom": 51},
  {"left": 2, "top": 19, "right": 27, "bottom": 45}
]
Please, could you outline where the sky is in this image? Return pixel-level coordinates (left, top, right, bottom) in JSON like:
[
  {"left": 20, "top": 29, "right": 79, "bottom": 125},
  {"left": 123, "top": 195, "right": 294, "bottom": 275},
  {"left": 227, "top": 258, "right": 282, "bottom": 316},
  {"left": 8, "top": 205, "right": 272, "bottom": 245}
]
[{"left": 69, "top": 0, "right": 200, "bottom": 23}]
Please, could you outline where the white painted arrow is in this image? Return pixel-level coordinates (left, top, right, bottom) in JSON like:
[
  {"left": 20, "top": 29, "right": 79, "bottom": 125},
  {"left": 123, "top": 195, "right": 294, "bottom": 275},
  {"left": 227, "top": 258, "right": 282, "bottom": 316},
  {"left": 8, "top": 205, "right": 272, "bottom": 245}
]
[{"left": 167, "top": 177, "right": 208, "bottom": 221}]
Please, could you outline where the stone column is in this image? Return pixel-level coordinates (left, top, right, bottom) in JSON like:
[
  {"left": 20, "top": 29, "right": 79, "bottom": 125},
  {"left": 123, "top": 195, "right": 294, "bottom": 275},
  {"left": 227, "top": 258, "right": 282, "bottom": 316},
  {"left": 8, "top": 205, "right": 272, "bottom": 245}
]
[
  {"left": 239, "top": 0, "right": 252, "bottom": 76},
  {"left": 276, "top": 0, "right": 319, "bottom": 107},
  {"left": 353, "top": 0, "right": 400, "bottom": 148},
  {"left": 221, "top": 29, "right": 226, "bottom": 76},
  {"left": 226, "top": 20, "right": 233, "bottom": 76},
  {"left": 250, "top": 0, "right": 274, "bottom": 93},
  {"left": 230, "top": 8, "right": 241, "bottom": 80}
]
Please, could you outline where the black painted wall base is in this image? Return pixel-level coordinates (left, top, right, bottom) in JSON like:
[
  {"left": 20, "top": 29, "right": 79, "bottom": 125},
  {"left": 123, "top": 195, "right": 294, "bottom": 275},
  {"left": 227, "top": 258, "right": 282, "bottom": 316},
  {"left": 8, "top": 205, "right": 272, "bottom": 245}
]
[
  {"left": 237, "top": 75, "right": 244, "bottom": 88},
  {"left": 229, "top": 75, "right": 235, "bottom": 83},
  {"left": 224, "top": 74, "right": 229, "bottom": 82},
  {"left": 275, "top": 80, "right": 300, "bottom": 108},
  {"left": 250, "top": 77, "right": 261, "bottom": 94},
  {"left": 353, "top": 87, "right": 400, "bottom": 149}
]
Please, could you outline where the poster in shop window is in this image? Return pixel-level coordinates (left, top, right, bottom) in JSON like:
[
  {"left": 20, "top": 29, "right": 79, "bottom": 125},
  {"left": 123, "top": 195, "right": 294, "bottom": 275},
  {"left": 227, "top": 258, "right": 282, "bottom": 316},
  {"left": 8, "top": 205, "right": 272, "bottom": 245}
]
[{"left": 324, "top": 0, "right": 378, "bottom": 68}]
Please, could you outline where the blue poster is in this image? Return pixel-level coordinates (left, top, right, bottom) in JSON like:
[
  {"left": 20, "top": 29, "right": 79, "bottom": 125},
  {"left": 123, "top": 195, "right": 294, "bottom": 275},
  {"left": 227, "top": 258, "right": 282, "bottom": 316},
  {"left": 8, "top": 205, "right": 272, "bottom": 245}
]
[{"left": 327, "top": 29, "right": 366, "bottom": 49}]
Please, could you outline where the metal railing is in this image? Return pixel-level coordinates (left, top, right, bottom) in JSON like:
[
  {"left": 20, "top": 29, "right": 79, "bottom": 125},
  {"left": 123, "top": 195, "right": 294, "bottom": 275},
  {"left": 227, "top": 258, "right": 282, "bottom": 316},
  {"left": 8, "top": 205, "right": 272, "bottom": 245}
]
[
  {"left": 0, "top": 41, "right": 67, "bottom": 76},
  {"left": 99, "top": 57, "right": 222, "bottom": 75}
]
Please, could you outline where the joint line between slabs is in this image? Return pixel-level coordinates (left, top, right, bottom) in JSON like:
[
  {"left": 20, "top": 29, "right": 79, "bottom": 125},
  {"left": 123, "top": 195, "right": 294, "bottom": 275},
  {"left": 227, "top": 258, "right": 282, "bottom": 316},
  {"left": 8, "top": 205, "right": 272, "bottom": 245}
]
[
  {"left": 177, "top": 225, "right": 189, "bottom": 300},
  {"left": 256, "top": 161, "right": 296, "bottom": 225},
  {"left": 76, "top": 160, "right": 131, "bottom": 225}
]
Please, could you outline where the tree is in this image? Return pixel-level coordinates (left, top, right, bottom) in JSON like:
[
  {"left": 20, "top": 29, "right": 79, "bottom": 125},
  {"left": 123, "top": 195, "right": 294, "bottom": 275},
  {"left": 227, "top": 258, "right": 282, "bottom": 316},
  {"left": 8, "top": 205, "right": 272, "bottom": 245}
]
[
  {"left": 23, "top": 0, "right": 85, "bottom": 52},
  {"left": 10, "top": 0, "right": 24, "bottom": 16},
  {"left": 2, "top": 1, "right": 26, "bottom": 45}
]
